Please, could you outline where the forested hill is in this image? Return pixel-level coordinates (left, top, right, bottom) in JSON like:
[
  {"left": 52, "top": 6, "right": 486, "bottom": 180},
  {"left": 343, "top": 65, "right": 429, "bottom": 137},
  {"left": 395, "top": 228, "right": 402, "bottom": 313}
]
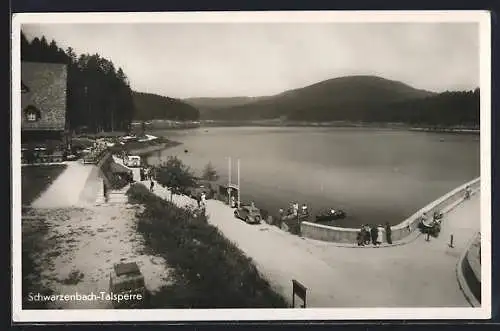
[
  {"left": 194, "top": 75, "right": 480, "bottom": 127},
  {"left": 132, "top": 91, "right": 200, "bottom": 121},
  {"left": 184, "top": 96, "right": 267, "bottom": 113},
  {"left": 21, "top": 31, "right": 135, "bottom": 133}
]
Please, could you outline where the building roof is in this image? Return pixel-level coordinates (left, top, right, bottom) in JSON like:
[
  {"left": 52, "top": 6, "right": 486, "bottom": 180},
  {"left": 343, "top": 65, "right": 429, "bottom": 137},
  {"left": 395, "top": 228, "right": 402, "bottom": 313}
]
[{"left": 21, "top": 61, "right": 67, "bottom": 131}]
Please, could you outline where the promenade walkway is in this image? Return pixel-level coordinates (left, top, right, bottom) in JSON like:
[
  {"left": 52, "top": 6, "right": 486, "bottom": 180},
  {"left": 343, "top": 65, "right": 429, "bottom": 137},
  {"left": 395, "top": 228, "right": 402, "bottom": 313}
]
[
  {"left": 141, "top": 174, "right": 480, "bottom": 307},
  {"left": 205, "top": 194, "right": 480, "bottom": 307}
]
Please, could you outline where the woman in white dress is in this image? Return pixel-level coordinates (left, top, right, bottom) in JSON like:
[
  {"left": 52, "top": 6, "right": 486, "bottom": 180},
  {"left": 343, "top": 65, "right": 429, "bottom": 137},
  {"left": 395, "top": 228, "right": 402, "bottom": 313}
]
[{"left": 377, "top": 225, "right": 384, "bottom": 245}]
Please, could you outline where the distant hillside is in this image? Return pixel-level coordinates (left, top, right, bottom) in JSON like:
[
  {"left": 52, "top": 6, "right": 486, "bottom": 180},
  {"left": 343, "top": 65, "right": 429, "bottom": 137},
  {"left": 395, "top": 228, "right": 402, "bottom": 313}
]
[
  {"left": 133, "top": 91, "right": 200, "bottom": 121},
  {"left": 199, "top": 76, "right": 437, "bottom": 121},
  {"left": 377, "top": 89, "right": 479, "bottom": 126},
  {"left": 184, "top": 96, "right": 269, "bottom": 116}
]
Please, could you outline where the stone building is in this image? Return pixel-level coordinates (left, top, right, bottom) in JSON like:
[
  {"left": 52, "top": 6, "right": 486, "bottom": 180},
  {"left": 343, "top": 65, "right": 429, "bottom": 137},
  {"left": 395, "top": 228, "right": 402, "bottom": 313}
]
[{"left": 21, "top": 61, "right": 69, "bottom": 163}]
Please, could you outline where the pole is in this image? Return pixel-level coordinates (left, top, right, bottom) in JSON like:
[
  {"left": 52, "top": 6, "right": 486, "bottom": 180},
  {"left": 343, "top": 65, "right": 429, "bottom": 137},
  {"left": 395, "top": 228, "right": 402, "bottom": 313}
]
[
  {"left": 228, "top": 157, "right": 232, "bottom": 205},
  {"left": 237, "top": 158, "right": 241, "bottom": 208}
]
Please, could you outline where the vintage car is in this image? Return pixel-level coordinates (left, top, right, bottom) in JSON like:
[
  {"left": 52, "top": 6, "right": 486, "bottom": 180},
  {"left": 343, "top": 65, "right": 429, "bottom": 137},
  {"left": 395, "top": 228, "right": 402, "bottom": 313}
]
[
  {"left": 234, "top": 204, "right": 262, "bottom": 224},
  {"left": 123, "top": 155, "right": 141, "bottom": 168},
  {"left": 109, "top": 262, "right": 147, "bottom": 308},
  {"left": 315, "top": 208, "right": 347, "bottom": 223}
]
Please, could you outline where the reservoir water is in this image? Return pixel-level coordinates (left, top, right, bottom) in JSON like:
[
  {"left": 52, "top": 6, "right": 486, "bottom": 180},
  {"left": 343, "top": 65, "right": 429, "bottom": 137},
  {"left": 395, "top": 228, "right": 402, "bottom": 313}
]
[{"left": 147, "top": 127, "right": 480, "bottom": 228}]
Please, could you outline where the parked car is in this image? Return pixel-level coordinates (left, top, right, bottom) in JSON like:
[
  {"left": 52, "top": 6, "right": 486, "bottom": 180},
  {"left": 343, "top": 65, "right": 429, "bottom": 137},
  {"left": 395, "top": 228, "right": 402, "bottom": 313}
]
[
  {"left": 124, "top": 155, "right": 141, "bottom": 167},
  {"left": 234, "top": 204, "right": 262, "bottom": 224}
]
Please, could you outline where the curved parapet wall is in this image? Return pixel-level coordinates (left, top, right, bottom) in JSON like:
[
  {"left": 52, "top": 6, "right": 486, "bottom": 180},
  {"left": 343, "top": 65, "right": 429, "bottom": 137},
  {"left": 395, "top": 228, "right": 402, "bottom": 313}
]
[
  {"left": 301, "top": 177, "right": 480, "bottom": 244},
  {"left": 457, "top": 232, "right": 481, "bottom": 306}
]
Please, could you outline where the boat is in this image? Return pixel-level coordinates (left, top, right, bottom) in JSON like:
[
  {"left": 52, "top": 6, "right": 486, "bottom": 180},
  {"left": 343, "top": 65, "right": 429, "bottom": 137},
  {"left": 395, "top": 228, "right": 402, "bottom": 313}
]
[{"left": 315, "top": 208, "right": 346, "bottom": 223}]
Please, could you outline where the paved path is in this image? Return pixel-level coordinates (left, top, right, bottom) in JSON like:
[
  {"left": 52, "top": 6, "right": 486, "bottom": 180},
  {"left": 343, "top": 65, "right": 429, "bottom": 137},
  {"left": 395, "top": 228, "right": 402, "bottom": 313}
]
[
  {"left": 31, "top": 161, "right": 94, "bottom": 208},
  {"left": 102, "top": 157, "right": 482, "bottom": 307},
  {"left": 203, "top": 194, "right": 480, "bottom": 307}
]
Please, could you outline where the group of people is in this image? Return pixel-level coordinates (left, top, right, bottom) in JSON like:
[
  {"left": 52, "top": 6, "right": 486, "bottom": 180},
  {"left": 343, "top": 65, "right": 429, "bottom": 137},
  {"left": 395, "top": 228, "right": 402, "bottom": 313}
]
[
  {"left": 139, "top": 166, "right": 154, "bottom": 182},
  {"left": 278, "top": 202, "right": 309, "bottom": 220},
  {"left": 195, "top": 192, "right": 207, "bottom": 209},
  {"left": 138, "top": 166, "right": 156, "bottom": 192},
  {"left": 357, "top": 223, "right": 392, "bottom": 246},
  {"left": 418, "top": 211, "right": 443, "bottom": 238},
  {"left": 464, "top": 185, "right": 472, "bottom": 200}
]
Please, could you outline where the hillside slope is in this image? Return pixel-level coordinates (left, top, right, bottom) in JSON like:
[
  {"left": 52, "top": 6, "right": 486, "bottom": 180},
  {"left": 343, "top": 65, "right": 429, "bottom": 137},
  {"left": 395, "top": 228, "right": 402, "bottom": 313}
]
[
  {"left": 133, "top": 91, "right": 200, "bottom": 121},
  {"left": 198, "top": 75, "right": 436, "bottom": 121},
  {"left": 184, "top": 97, "right": 260, "bottom": 110}
]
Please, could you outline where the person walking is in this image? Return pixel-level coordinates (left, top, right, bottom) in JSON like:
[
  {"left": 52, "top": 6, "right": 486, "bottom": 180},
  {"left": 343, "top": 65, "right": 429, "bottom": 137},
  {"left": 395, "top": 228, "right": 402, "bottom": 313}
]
[
  {"left": 201, "top": 192, "right": 206, "bottom": 207},
  {"left": 150, "top": 179, "right": 154, "bottom": 192},
  {"left": 464, "top": 185, "right": 472, "bottom": 200},
  {"left": 292, "top": 202, "right": 299, "bottom": 216},
  {"left": 301, "top": 204, "right": 309, "bottom": 217},
  {"left": 363, "top": 225, "right": 371, "bottom": 245},
  {"left": 370, "top": 225, "right": 378, "bottom": 246},
  {"left": 103, "top": 180, "right": 108, "bottom": 203},
  {"left": 357, "top": 227, "right": 365, "bottom": 246},
  {"left": 376, "top": 225, "right": 384, "bottom": 245},
  {"left": 385, "top": 222, "right": 392, "bottom": 244}
]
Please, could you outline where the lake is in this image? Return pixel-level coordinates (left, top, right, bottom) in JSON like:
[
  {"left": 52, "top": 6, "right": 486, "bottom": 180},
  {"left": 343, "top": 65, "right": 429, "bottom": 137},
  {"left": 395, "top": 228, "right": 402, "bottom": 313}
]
[{"left": 146, "top": 126, "right": 480, "bottom": 228}]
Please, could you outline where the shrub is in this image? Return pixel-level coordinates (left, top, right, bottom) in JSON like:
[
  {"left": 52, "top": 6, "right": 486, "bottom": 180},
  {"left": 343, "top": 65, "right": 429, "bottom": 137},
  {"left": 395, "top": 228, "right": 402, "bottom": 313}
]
[
  {"left": 201, "top": 161, "right": 219, "bottom": 181},
  {"left": 156, "top": 156, "right": 196, "bottom": 198},
  {"left": 126, "top": 183, "right": 288, "bottom": 308}
]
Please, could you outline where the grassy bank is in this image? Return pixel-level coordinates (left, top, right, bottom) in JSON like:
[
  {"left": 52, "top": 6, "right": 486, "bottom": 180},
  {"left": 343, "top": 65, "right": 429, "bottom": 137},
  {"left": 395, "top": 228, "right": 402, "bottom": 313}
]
[
  {"left": 126, "top": 183, "right": 288, "bottom": 308},
  {"left": 22, "top": 216, "right": 53, "bottom": 309},
  {"left": 21, "top": 164, "right": 67, "bottom": 205}
]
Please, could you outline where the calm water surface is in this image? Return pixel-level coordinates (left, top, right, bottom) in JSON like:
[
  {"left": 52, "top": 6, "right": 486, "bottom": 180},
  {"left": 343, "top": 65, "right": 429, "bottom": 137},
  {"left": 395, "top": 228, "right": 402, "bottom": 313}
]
[{"left": 147, "top": 127, "right": 480, "bottom": 228}]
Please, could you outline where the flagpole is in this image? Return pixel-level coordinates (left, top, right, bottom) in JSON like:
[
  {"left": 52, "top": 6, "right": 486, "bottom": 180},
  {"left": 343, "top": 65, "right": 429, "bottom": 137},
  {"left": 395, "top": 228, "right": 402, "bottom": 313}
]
[
  {"left": 237, "top": 158, "right": 240, "bottom": 208},
  {"left": 228, "top": 157, "right": 232, "bottom": 205}
]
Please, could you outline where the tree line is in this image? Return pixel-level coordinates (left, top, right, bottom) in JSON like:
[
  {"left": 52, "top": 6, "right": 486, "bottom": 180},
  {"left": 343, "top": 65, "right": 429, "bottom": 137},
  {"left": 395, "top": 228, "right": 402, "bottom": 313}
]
[
  {"left": 132, "top": 91, "right": 200, "bottom": 121},
  {"left": 21, "top": 31, "right": 135, "bottom": 133},
  {"left": 279, "top": 89, "right": 479, "bottom": 127}
]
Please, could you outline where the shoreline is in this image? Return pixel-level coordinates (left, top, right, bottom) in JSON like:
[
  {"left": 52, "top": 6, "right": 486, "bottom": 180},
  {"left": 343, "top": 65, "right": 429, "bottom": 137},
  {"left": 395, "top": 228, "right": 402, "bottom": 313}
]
[
  {"left": 129, "top": 140, "right": 182, "bottom": 157},
  {"left": 199, "top": 121, "right": 479, "bottom": 134}
]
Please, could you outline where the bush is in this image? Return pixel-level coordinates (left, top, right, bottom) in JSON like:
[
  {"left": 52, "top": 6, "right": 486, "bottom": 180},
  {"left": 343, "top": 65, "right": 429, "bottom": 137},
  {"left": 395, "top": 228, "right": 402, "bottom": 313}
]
[
  {"left": 126, "top": 183, "right": 288, "bottom": 308},
  {"left": 22, "top": 217, "right": 53, "bottom": 309},
  {"left": 201, "top": 162, "right": 219, "bottom": 181},
  {"left": 156, "top": 156, "right": 196, "bottom": 198}
]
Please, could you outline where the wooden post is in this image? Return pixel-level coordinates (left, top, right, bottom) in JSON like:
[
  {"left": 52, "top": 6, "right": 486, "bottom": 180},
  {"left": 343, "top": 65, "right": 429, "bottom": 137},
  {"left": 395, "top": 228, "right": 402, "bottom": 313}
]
[
  {"left": 449, "top": 234, "right": 454, "bottom": 248},
  {"left": 292, "top": 279, "right": 307, "bottom": 308}
]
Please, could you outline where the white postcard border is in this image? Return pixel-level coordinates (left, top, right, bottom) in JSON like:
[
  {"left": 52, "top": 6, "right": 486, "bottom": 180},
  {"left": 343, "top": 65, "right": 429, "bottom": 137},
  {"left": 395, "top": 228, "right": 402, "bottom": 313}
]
[{"left": 11, "top": 10, "right": 492, "bottom": 322}]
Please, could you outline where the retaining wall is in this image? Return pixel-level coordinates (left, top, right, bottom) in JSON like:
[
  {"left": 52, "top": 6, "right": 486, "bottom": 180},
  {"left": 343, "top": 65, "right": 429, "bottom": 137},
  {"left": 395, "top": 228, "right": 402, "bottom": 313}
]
[
  {"left": 300, "top": 177, "right": 480, "bottom": 244},
  {"left": 458, "top": 233, "right": 481, "bottom": 306}
]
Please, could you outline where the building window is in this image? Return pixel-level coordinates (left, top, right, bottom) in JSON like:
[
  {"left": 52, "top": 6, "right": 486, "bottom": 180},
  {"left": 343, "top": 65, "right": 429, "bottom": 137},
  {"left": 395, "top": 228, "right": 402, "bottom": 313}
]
[{"left": 24, "top": 106, "right": 41, "bottom": 122}]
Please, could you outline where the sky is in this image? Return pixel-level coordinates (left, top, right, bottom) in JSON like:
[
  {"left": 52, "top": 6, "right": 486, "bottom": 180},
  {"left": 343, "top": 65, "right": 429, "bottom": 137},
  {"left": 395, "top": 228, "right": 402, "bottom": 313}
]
[{"left": 21, "top": 22, "right": 479, "bottom": 98}]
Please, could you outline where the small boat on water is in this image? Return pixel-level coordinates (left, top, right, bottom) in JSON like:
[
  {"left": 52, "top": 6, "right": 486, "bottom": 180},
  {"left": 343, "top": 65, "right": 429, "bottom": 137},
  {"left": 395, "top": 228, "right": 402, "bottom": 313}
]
[{"left": 315, "top": 208, "right": 347, "bottom": 223}]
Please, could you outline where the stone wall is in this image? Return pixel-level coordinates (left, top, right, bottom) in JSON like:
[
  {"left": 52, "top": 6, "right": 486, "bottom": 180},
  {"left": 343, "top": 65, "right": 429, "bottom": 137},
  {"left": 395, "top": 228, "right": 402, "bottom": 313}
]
[{"left": 300, "top": 177, "right": 480, "bottom": 244}]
